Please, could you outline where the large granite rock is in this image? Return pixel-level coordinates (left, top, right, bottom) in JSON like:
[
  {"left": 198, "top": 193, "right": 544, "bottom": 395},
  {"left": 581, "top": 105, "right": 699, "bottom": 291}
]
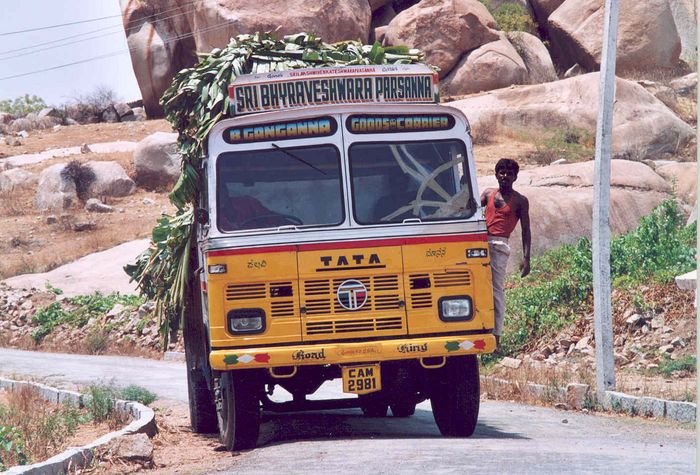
[
  {"left": 133, "top": 132, "right": 181, "bottom": 190},
  {"left": 85, "top": 161, "right": 137, "bottom": 198},
  {"left": 669, "top": 0, "right": 697, "bottom": 64},
  {"left": 548, "top": 0, "right": 681, "bottom": 73},
  {"left": 506, "top": 32, "right": 558, "bottom": 84},
  {"left": 384, "top": 0, "right": 499, "bottom": 78},
  {"left": 35, "top": 164, "right": 78, "bottom": 212},
  {"left": 0, "top": 168, "right": 38, "bottom": 192},
  {"left": 529, "top": 0, "right": 565, "bottom": 24},
  {"left": 654, "top": 162, "right": 696, "bottom": 206},
  {"left": 121, "top": 0, "right": 371, "bottom": 117},
  {"left": 477, "top": 160, "right": 673, "bottom": 266},
  {"left": 442, "top": 37, "right": 529, "bottom": 96},
  {"left": 449, "top": 73, "right": 694, "bottom": 161}
]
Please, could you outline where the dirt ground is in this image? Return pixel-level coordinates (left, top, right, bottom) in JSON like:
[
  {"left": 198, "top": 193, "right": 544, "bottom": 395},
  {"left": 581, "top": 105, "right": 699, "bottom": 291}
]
[
  {"left": 0, "top": 120, "right": 172, "bottom": 157},
  {"left": 87, "top": 402, "right": 235, "bottom": 475},
  {"left": 0, "top": 121, "right": 175, "bottom": 279}
]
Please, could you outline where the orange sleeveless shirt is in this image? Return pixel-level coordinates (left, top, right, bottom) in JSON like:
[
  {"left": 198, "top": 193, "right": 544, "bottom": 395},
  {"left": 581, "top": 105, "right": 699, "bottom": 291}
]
[{"left": 485, "top": 191, "right": 518, "bottom": 238}]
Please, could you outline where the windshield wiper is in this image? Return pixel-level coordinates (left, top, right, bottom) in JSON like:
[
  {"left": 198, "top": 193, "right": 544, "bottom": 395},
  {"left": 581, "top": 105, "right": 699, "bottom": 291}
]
[{"left": 271, "top": 143, "right": 327, "bottom": 175}]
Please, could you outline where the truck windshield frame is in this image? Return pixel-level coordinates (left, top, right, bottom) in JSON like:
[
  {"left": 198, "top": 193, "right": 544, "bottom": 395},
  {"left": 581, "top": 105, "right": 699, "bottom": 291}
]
[
  {"left": 216, "top": 144, "right": 345, "bottom": 233},
  {"left": 348, "top": 139, "right": 476, "bottom": 225}
]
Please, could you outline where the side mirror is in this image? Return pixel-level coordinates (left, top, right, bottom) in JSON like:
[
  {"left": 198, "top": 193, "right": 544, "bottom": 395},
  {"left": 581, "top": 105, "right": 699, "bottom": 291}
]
[{"left": 196, "top": 208, "right": 209, "bottom": 225}]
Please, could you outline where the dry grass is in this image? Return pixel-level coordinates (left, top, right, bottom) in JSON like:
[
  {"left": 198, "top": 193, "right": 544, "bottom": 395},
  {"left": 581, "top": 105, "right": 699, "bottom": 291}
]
[
  {"left": 471, "top": 115, "right": 500, "bottom": 146},
  {"left": 0, "top": 187, "right": 172, "bottom": 280},
  {"left": 0, "top": 386, "right": 91, "bottom": 466}
]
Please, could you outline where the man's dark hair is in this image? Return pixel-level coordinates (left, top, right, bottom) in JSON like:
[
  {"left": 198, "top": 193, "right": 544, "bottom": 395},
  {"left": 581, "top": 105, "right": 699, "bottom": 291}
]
[{"left": 495, "top": 158, "right": 519, "bottom": 174}]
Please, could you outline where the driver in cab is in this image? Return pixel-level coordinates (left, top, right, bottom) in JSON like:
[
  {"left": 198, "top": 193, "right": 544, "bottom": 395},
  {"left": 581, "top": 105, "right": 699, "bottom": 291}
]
[{"left": 220, "top": 195, "right": 290, "bottom": 231}]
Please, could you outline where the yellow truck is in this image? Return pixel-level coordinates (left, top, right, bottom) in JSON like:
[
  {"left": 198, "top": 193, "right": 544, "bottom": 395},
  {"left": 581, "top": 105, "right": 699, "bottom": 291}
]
[{"left": 184, "top": 64, "right": 496, "bottom": 450}]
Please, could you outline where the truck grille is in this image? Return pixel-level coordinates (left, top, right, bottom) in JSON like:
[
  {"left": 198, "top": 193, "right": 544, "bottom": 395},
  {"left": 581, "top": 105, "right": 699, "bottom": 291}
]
[
  {"left": 225, "top": 281, "right": 295, "bottom": 318},
  {"left": 409, "top": 271, "right": 471, "bottom": 309},
  {"left": 306, "top": 316, "right": 403, "bottom": 335},
  {"left": 303, "top": 275, "right": 401, "bottom": 315}
]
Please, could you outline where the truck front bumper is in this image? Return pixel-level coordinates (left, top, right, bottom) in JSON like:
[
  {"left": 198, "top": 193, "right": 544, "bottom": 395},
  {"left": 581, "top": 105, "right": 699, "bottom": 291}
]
[{"left": 210, "top": 333, "right": 496, "bottom": 370}]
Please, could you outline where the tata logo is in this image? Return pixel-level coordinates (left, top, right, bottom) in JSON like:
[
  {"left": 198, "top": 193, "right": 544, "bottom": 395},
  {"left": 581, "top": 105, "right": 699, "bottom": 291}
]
[
  {"left": 337, "top": 279, "right": 368, "bottom": 310},
  {"left": 320, "top": 254, "right": 381, "bottom": 267}
]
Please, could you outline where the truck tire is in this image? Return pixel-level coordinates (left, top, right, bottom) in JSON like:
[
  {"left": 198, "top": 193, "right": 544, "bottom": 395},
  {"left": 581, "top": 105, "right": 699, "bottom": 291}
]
[
  {"left": 429, "top": 355, "right": 479, "bottom": 437},
  {"left": 184, "top": 262, "right": 217, "bottom": 433},
  {"left": 218, "top": 371, "right": 261, "bottom": 451},
  {"left": 359, "top": 392, "right": 389, "bottom": 417},
  {"left": 186, "top": 365, "right": 217, "bottom": 433},
  {"left": 388, "top": 364, "right": 416, "bottom": 417}
]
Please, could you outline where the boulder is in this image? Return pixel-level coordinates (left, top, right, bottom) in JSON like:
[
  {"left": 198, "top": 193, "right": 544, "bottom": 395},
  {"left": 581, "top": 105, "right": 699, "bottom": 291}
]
[
  {"left": 101, "top": 106, "right": 120, "bottom": 123},
  {"left": 529, "top": 0, "right": 565, "bottom": 24},
  {"left": 506, "top": 31, "right": 558, "bottom": 84},
  {"left": 9, "top": 118, "right": 32, "bottom": 133},
  {"left": 133, "top": 132, "right": 181, "bottom": 190},
  {"left": 38, "top": 108, "right": 62, "bottom": 119},
  {"left": 670, "top": 73, "right": 697, "bottom": 97},
  {"left": 0, "top": 112, "right": 12, "bottom": 125},
  {"left": 636, "top": 81, "right": 678, "bottom": 111},
  {"left": 449, "top": 73, "right": 694, "bottom": 161},
  {"left": 35, "top": 164, "right": 78, "bottom": 212},
  {"left": 114, "top": 102, "right": 134, "bottom": 120},
  {"left": 476, "top": 160, "right": 673, "bottom": 263},
  {"left": 654, "top": 162, "right": 696, "bottom": 205},
  {"left": 384, "top": 0, "right": 499, "bottom": 78},
  {"left": 369, "top": 0, "right": 393, "bottom": 11},
  {"left": 548, "top": 0, "right": 681, "bottom": 73},
  {"left": 85, "top": 161, "right": 136, "bottom": 197},
  {"left": 442, "top": 37, "right": 529, "bottom": 96},
  {"left": 0, "top": 168, "right": 38, "bottom": 192},
  {"left": 85, "top": 198, "right": 114, "bottom": 213},
  {"left": 669, "top": 0, "right": 697, "bottom": 64},
  {"left": 371, "top": 3, "right": 397, "bottom": 40},
  {"left": 121, "top": 0, "right": 371, "bottom": 117}
]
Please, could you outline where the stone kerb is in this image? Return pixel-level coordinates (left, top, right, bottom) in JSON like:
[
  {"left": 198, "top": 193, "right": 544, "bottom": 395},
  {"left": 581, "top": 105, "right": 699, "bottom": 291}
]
[
  {"left": 0, "top": 377, "right": 156, "bottom": 475},
  {"left": 481, "top": 375, "right": 696, "bottom": 423}
]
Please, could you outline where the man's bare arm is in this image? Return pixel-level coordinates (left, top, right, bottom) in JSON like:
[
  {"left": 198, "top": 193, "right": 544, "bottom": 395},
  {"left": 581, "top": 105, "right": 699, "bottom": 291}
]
[
  {"left": 517, "top": 195, "right": 531, "bottom": 277},
  {"left": 480, "top": 187, "right": 494, "bottom": 207}
]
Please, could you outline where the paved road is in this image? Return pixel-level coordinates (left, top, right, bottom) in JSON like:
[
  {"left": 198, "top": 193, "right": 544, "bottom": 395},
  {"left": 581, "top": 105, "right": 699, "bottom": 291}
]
[{"left": 0, "top": 348, "right": 694, "bottom": 474}]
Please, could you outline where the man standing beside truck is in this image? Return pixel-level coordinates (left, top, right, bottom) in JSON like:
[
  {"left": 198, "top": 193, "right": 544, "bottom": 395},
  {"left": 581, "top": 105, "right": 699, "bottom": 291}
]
[{"left": 480, "top": 158, "right": 531, "bottom": 347}]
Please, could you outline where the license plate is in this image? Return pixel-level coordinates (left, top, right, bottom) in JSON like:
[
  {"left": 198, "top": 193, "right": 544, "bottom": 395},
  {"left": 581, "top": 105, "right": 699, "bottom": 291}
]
[{"left": 342, "top": 364, "right": 381, "bottom": 395}]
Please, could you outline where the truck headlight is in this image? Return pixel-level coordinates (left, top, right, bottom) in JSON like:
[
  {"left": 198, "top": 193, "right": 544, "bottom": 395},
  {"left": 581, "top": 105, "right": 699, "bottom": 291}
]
[
  {"left": 227, "top": 308, "right": 265, "bottom": 334},
  {"left": 438, "top": 296, "right": 473, "bottom": 322}
]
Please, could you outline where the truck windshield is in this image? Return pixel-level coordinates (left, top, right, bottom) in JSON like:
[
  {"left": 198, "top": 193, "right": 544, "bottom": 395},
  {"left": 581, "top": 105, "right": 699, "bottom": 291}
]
[
  {"left": 217, "top": 145, "right": 343, "bottom": 232},
  {"left": 349, "top": 140, "right": 475, "bottom": 225}
]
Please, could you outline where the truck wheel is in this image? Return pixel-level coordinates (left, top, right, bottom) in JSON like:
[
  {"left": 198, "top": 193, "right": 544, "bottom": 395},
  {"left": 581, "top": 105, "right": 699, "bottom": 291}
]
[
  {"left": 186, "top": 366, "right": 217, "bottom": 433},
  {"left": 218, "top": 371, "right": 261, "bottom": 451},
  {"left": 390, "top": 400, "right": 416, "bottom": 417},
  {"left": 429, "top": 355, "right": 480, "bottom": 437},
  {"left": 359, "top": 392, "right": 388, "bottom": 417},
  {"left": 184, "top": 261, "right": 217, "bottom": 433}
]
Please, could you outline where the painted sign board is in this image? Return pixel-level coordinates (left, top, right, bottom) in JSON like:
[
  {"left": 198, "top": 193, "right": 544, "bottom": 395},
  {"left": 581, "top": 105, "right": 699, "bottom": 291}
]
[{"left": 229, "top": 64, "right": 439, "bottom": 116}]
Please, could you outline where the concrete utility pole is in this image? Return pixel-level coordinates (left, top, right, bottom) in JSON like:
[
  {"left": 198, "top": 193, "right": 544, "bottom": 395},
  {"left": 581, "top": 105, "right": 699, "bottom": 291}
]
[{"left": 592, "top": 0, "right": 619, "bottom": 401}]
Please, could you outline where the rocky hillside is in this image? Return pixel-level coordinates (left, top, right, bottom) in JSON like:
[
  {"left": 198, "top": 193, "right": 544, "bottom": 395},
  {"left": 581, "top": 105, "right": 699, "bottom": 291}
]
[{"left": 120, "top": 0, "right": 696, "bottom": 116}]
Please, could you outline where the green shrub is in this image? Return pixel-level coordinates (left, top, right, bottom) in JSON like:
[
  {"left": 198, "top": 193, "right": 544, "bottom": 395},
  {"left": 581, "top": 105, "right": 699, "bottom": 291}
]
[
  {"left": 30, "top": 303, "right": 69, "bottom": 343},
  {"left": 492, "top": 3, "right": 536, "bottom": 33},
  {"left": 31, "top": 292, "right": 146, "bottom": 341},
  {"left": 120, "top": 385, "right": 157, "bottom": 406},
  {"left": 84, "top": 383, "right": 119, "bottom": 423},
  {"left": 528, "top": 127, "right": 595, "bottom": 165},
  {"left": 658, "top": 355, "right": 696, "bottom": 378},
  {"left": 0, "top": 94, "right": 46, "bottom": 117},
  {"left": 0, "top": 425, "right": 27, "bottom": 469},
  {"left": 496, "top": 200, "right": 696, "bottom": 359}
]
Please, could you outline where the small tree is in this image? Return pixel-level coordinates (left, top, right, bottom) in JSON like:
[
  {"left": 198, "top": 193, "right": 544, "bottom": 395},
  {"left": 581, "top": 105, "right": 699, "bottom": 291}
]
[{"left": 0, "top": 94, "right": 47, "bottom": 117}]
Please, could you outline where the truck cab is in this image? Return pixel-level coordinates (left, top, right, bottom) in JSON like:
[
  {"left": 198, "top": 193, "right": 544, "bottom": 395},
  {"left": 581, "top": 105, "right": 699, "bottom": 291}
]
[{"left": 186, "top": 65, "right": 496, "bottom": 450}]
